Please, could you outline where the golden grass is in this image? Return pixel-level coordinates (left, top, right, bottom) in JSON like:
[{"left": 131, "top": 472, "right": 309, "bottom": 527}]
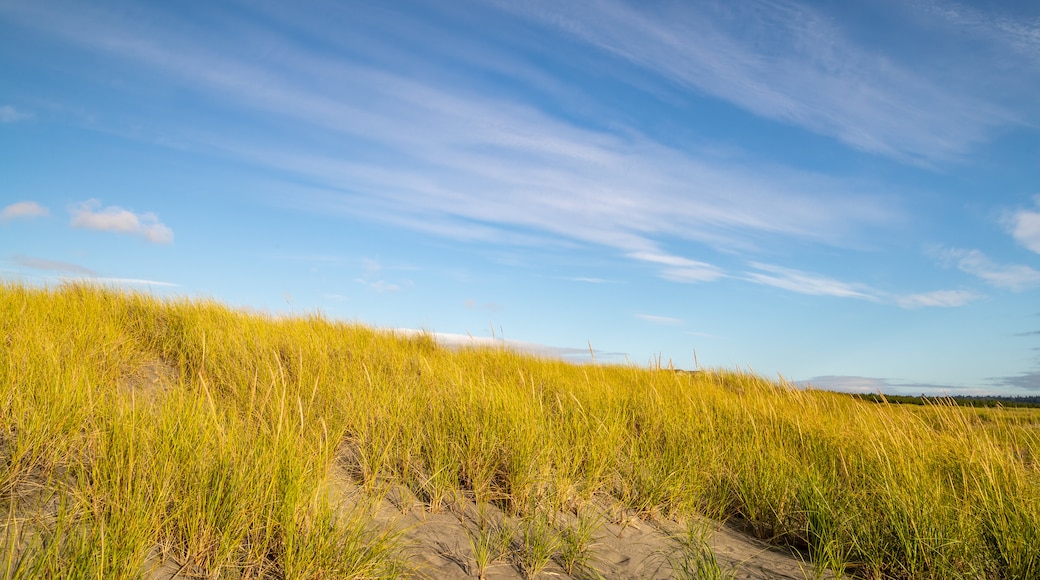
[{"left": 2, "top": 282, "right": 1039, "bottom": 578}]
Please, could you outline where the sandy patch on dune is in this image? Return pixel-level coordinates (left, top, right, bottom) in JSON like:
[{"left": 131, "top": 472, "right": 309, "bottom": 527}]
[{"left": 326, "top": 472, "right": 833, "bottom": 580}]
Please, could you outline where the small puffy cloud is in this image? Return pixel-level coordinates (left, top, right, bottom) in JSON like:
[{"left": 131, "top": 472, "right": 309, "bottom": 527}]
[
  {"left": 941, "top": 248, "right": 1040, "bottom": 291},
  {"left": 69, "top": 199, "right": 173, "bottom": 244},
  {"left": 635, "top": 313, "right": 684, "bottom": 326},
  {"left": 896, "top": 289, "right": 981, "bottom": 309},
  {"left": 1009, "top": 196, "right": 1040, "bottom": 255},
  {"left": 0, "top": 105, "right": 32, "bottom": 123},
  {"left": 1, "top": 201, "right": 49, "bottom": 222}
]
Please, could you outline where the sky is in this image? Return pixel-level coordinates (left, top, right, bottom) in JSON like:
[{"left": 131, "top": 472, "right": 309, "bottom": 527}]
[{"left": 1, "top": 0, "right": 1039, "bottom": 396}]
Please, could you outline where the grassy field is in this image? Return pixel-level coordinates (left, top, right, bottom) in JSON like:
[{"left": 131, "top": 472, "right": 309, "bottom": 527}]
[{"left": 2, "top": 282, "right": 1039, "bottom": 579}]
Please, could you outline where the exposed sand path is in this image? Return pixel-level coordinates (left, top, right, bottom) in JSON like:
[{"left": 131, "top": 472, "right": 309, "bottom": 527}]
[{"left": 331, "top": 475, "right": 834, "bottom": 580}]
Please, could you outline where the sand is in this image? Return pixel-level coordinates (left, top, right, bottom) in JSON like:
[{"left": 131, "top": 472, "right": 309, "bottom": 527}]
[{"left": 326, "top": 473, "right": 834, "bottom": 580}]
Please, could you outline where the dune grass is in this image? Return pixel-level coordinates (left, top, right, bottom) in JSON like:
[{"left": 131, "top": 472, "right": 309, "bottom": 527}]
[{"left": 2, "top": 282, "right": 1039, "bottom": 578}]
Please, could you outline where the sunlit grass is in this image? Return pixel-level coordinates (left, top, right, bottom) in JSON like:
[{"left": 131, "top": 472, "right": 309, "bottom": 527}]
[{"left": 2, "top": 281, "right": 1039, "bottom": 578}]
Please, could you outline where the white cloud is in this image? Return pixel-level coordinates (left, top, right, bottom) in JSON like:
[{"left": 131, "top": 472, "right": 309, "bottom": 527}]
[
  {"left": 88, "top": 277, "right": 178, "bottom": 287},
  {"left": 919, "top": 1, "right": 1040, "bottom": 63},
  {"left": 464, "top": 299, "right": 504, "bottom": 312},
  {"left": 501, "top": 0, "right": 1019, "bottom": 164},
  {"left": 635, "top": 313, "right": 684, "bottom": 326},
  {"left": 1, "top": 0, "right": 900, "bottom": 277},
  {"left": 896, "top": 290, "right": 981, "bottom": 309},
  {"left": 1009, "top": 196, "right": 1040, "bottom": 255},
  {"left": 0, "top": 105, "right": 32, "bottom": 123},
  {"left": 742, "top": 262, "right": 977, "bottom": 308},
  {"left": 941, "top": 248, "right": 1040, "bottom": 291},
  {"left": 12, "top": 254, "right": 94, "bottom": 275},
  {"left": 269, "top": 252, "right": 344, "bottom": 264},
  {"left": 1, "top": 201, "right": 49, "bottom": 222},
  {"left": 745, "top": 262, "right": 878, "bottom": 300},
  {"left": 355, "top": 279, "right": 403, "bottom": 293},
  {"left": 628, "top": 251, "right": 726, "bottom": 283},
  {"left": 69, "top": 199, "right": 174, "bottom": 244}
]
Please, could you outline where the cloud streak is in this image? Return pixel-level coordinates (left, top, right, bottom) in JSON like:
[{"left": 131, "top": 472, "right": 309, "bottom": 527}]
[
  {"left": 940, "top": 248, "right": 1040, "bottom": 292},
  {"left": 635, "top": 313, "right": 684, "bottom": 326},
  {"left": 12, "top": 254, "right": 95, "bottom": 275},
  {"left": 501, "top": 0, "right": 1020, "bottom": 164},
  {"left": 745, "top": 263, "right": 878, "bottom": 301},
  {"left": 0, "top": 105, "right": 32, "bottom": 123},
  {"left": 745, "top": 262, "right": 980, "bottom": 308},
  {"left": 0, "top": 0, "right": 902, "bottom": 287},
  {"left": 1, "top": 201, "right": 49, "bottom": 222},
  {"left": 896, "top": 290, "right": 980, "bottom": 309},
  {"left": 991, "top": 371, "right": 1040, "bottom": 392},
  {"left": 69, "top": 199, "right": 174, "bottom": 244}
]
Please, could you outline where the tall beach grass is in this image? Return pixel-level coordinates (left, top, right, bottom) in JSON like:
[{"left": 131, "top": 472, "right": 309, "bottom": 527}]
[{"left": 2, "top": 282, "right": 1039, "bottom": 578}]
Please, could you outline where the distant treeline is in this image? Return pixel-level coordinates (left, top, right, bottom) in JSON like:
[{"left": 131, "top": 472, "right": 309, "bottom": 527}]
[{"left": 852, "top": 393, "right": 1040, "bottom": 408}]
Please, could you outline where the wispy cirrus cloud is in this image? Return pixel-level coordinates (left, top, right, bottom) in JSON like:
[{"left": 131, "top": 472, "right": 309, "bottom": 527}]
[
  {"left": 86, "top": 277, "right": 178, "bottom": 287},
  {"left": 745, "top": 263, "right": 878, "bottom": 301},
  {"left": 500, "top": 0, "right": 1021, "bottom": 164},
  {"left": 628, "top": 252, "right": 726, "bottom": 283},
  {"left": 746, "top": 262, "right": 981, "bottom": 308},
  {"left": 464, "top": 299, "right": 504, "bottom": 312},
  {"left": 939, "top": 248, "right": 1040, "bottom": 292},
  {"left": 896, "top": 290, "right": 981, "bottom": 309},
  {"left": 12, "top": 254, "right": 95, "bottom": 275},
  {"left": 0, "top": 0, "right": 900, "bottom": 287},
  {"left": 0, "top": 105, "right": 33, "bottom": 123},
  {"left": 69, "top": 199, "right": 174, "bottom": 244},
  {"left": 1, "top": 201, "right": 49, "bottom": 222},
  {"left": 917, "top": 1, "right": 1040, "bottom": 63},
  {"left": 635, "top": 313, "right": 684, "bottom": 326}
]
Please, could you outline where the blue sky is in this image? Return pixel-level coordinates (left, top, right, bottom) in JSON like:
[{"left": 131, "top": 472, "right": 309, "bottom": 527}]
[{"left": 2, "top": 0, "right": 1039, "bottom": 395}]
